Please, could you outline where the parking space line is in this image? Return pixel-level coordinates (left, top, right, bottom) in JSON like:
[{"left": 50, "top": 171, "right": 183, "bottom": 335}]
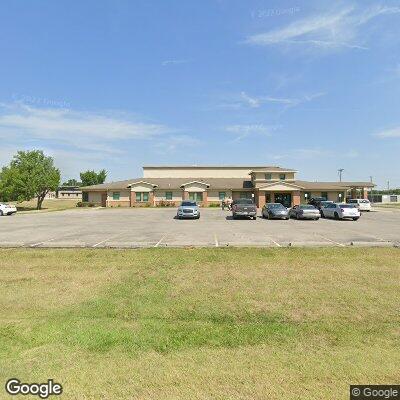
[
  {"left": 266, "top": 236, "right": 281, "bottom": 247},
  {"left": 214, "top": 234, "right": 219, "bottom": 247},
  {"left": 317, "top": 235, "right": 345, "bottom": 247},
  {"left": 30, "top": 238, "right": 56, "bottom": 247},
  {"left": 154, "top": 236, "right": 165, "bottom": 248}
]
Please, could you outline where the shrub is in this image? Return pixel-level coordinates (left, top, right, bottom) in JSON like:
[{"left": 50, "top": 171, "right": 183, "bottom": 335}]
[
  {"left": 208, "top": 202, "right": 221, "bottom": 207},
  {"left": 76, "top": 201, "right": 98, "bottom": 208}
]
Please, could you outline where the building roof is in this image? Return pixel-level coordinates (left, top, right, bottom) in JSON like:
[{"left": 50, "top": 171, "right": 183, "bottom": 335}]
[
  {"left": 81, "top": 178, "right": 254, "bottom": 190},
  {"left": 143, "top": 165, "right": 294, "bottom": 171},
  {"left": 82, "top": 178, "right": 374, "bottom": 191},
  {"left": 295, "top": 181, "right": 375, "bottom": 189}
]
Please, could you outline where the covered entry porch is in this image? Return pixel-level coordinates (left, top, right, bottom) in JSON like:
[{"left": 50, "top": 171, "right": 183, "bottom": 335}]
[{"left": 256, "top": 182, "right": 304, "bottom": 208}]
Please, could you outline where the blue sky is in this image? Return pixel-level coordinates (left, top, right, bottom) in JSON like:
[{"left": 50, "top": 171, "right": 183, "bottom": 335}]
[{"left": 1, "top": 0, "right": 400, "bottom": 188}]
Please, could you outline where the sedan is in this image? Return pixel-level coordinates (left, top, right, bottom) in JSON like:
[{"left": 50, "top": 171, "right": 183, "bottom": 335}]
[
  {"left": 176, "top": 201, "right": 200, "bottom": 219},
  {"left": 0, "top": 203, "right": 17, "bottom": 216},
  {"left": 262, "top": 203, "right": 289, "bottom": 220},
  {"left": 322, "top": 203, "right": 360, "bottom": 221},
  {"left": 289, "top": 205, "right": 320, "bottom": 220}
]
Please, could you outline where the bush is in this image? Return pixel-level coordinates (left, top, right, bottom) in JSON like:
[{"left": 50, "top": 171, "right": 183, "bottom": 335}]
[
  {"left": 208, "top": 202, "right": 221, "bottom": 207},
  {"left": 76, "top": 201, "right": 98, "bottom": 208},
  {"left": 156, "top": 200, "right": 176, "bottom": 207}
]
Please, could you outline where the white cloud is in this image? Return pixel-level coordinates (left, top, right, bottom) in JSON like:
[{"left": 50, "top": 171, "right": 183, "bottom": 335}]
[
  {"left": 225, "top": 124, "right": 279, "bottom": 142},
  {"left": 0, "top": 102, "right": 201, "bottom": 176},
  {"left": 375, "top": 126, "right": 400, "bottom": 138},
  {"left": 220, "top": 91, "right": 325, "bottom": 110},
  {"left": 161, "top": 59, "right": 190, "bottom": 66},
  {"left": 154, "top": 135, "right": 202, "bottom": 153},
  {"left": 244, "top": 5, "right": 400, "bottom": 50}
]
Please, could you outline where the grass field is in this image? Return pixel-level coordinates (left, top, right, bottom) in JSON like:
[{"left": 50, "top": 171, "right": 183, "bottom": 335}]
[
  {"left": 13, "top": 199, "right": 80, "bottom": 212},
  {"left": 1, "top": 248, "right": 399, "bottom": 399}
]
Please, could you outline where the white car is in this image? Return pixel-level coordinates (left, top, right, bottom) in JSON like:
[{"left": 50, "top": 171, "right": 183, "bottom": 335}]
[
  {"left": 322, "top": 203, "right": 360, "bottom": 221},
  {"left": 348, "top": 198, "right": 372, "bottom": 212},
  {"left": 0, "top": 203, "right": 17, "bottom": 216}
]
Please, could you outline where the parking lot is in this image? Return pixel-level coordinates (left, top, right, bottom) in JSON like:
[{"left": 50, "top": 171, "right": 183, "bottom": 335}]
[{"left": 1, "top": 207, "right": 400, "bottom": 248}]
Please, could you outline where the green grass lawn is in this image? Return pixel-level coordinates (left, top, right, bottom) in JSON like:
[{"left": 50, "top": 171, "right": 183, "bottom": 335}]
[
  {"left": 12, "top": 199, "right": 80, "bottom": 212},
  {"left": 0, "top": 248, "right": 399, "bottom": 399}
]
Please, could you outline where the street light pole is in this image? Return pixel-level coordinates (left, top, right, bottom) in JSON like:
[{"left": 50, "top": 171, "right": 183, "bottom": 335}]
[{"left": 338, "top": 168, "right": 344, "bottom": 182}]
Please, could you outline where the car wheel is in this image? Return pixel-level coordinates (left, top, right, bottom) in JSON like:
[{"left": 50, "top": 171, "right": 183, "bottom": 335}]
[
  {"left": 253, "top": 216, "right": 257, "bottom": 220},
  {"left": 233, "top": 214, "right": 237, "bottom": 220},
  {"left": 315, "top": 217, "right": 319, "bottom": 221},
  {"left": 320, "top": 211, "right": 324, "bottom": 218},
  {"left": 353, "top": 217, "right": 359, "bottom": 221},
  {"left": 334, "top": 212, "right": 339, "bottom": 220},
  {"left": 0, "top": 210, "right": 3, "bottom": 216}
]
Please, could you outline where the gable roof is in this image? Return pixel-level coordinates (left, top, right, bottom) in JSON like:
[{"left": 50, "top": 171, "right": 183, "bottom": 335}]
[{"left": 81, "top": 178, "right": 254, "bottom": 191}]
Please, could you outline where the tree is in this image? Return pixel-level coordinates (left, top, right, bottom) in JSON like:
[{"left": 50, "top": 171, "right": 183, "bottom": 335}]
[
  {"left": 0, "top": 150, "right": 60, "bottom": 210},
  {"left": 80, "top": 169, "right": 107, "bottom": 186},
  {"left": 62, "top": 178, "right": 82, "bottom": 187}
]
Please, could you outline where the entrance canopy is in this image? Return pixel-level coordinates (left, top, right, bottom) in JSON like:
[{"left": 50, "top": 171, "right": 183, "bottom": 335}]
[{"left": 258, "top": 181, "right": 304, "bottom": 191}]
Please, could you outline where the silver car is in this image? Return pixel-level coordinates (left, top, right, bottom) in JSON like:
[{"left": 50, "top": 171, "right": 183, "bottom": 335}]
[
  {"left": 176, "top": 201, "right": 200, "bottom": 219},
  {"left": 289, "top": 204, "right": 320, "bottom": 220}
]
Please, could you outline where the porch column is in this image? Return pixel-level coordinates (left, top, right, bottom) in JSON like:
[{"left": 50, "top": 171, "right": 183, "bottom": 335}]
[
  {"left": 130, "top": 191, "right": 135, "bottom": 207},
  {"left": 363, "top": 188, "right": 368, "bottom": 199},
  {"left": 149, "top": 191, "right": 155, "bottom": 206},
  {"left": 293, "top": 191, "right": 301, "bottom": 206},
  {"left": 257, "top": 190, "right": 265, "bottom": 209},
  {"left": 202, "top": 191, "right": 208, "bottom": 206},
  {"left": 182, "top": 191, "right": 189, "bottom": 200}
]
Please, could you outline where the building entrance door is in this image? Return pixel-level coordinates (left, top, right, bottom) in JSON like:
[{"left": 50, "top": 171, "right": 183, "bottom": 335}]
[{"left": 274, "top": 193, "right": 292, "bottom": 208}]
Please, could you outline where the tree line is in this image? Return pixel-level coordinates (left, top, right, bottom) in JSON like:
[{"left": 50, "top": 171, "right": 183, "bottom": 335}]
[{"left": 0, "top": 150, "right": 107, "bottom": 210}]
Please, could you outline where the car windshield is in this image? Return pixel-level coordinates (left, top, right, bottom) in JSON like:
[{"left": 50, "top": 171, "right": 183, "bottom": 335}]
[
  {"left": 181, "top": 201, "right": 196, "bottom": 207},
  {"left": 300, "top": 205, "right": 316, "bottom": 209},
  {"left": 268, "top": 203, "right": 285, "bottom": 209},
  {"left": 234, "top": 199, "right": 254, "bottom": 205},
  {"left": 340, "top": 204, "right": 356, "bottom": 208},
  {"left": 321, "top": 201, "right": 333, "bottom": 206}
]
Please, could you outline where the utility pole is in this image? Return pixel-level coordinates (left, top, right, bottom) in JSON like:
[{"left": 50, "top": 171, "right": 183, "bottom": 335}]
[
  {"left": 337, "top": 168, "right": 344, "bottom": 182},
  {"left": 387, "top": 180, "right": 390, "bottom": 192}
]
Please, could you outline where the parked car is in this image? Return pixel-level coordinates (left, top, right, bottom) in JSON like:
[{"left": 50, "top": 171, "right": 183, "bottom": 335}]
[
  {"left": 318, "top": 201, "right": 334, "bottom": 217},
  {"left": 322, "top": 203, "right": 360, "bottom": 221},
  {"left": 289, "top": 204, "right": 320, "bottom": 220},
  {"left": 308, "top": 197, "right": 326, "bottom": 206},
  {"left": 348, "top": 198, "right": 372, "bottom": 212},
  {"left": 0, "top": 203, "right": 17, "bottom": 216},
  {"left": 176, "top": 201, "right": 200, "bottom": 219},
  {"left": 261, "top": 203, "right": 289, "bottom": 220},
  {"left": 232, "top": 198, "right": 257, "bottom": 220}
]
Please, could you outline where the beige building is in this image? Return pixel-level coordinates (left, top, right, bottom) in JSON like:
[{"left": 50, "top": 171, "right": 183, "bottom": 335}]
[{"left": 81, "top": 165, "right": 374, "bottom": 208}]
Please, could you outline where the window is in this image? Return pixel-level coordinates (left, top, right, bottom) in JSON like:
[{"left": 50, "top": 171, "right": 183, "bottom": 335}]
[
  {"left": 219, "top": 192, "right": 226, "bottom": 200},
  {"left": 165, "top": 191, "right": 173, "bottom": 200},
  {"left": 189, "top": 192, "right": 203, "bottom": 201},
  {"left": 240, "top": 192, "right": 253, "bottom": 199},
  {"left": 279, "top": 174, "right": 286, "bottom": 180},
  {"left": 82, "top": 192, "right": 89, "bottom": 202},
  {"left": 304, "top": 192, "right": 311, "bottom": 201},
  {"left": 136, "top": 192, "right": 150, "bottom": 202},
  {"left": 112, "top": 192, "right": 120, "bottom": 200},
  {"left": 265, "top": 173, "right": 272, "bottom": 180},
  {"left": 321, "top": 192, "right": 328, "bottom": 200}
]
